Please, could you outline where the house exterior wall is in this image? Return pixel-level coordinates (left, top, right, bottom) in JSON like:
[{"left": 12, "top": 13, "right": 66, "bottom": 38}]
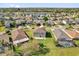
[
  {"left": 34, "top": 29, "right": 46, "bottom": 39},
  {"left": 13, "top": 38, "right": 29, "bottom": 45},
  {"left": 34, "top": 32, "right": 46, "bottom": 38},
  {"left": 58, "top": 40, "right": 74, "bottom": 47}
]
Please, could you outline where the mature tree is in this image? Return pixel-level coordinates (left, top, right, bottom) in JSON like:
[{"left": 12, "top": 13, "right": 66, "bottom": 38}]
[
  {"left": 9, "top": 37, "right": 16, "bottom": 52},
  {"left": 43, "top": 16, "right": 48, "bottom": 21},
  {"left": 0, "top": 20, "right": 4, "bottom": 26},
  {"left": 30, "top": 43, "right": 49, "bottom": 56}
]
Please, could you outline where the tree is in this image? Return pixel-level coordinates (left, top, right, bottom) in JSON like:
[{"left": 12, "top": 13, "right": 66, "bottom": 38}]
[
  {"left": 10, "top": 21, "right": 16, "bottom": 28},
  {"left": 30, "top": 43, "right": 49, "bottom": 55},
  {"left": 37, "top": 23, "right": 41, "bottom": 26},
  {"left": 43, "top": 16, "right": 48, "bottom": 21},
  {"left": 6, "top": 30, "right": 11, "bottom": 35},
  {"left": 9, "top": 37, "right": 16, "bottom": 52},
  {"left": 69, "top": 24, "right": 73, "bottom": 29},
  {"left": 9, "top": 17, "right": 13, "bottom": 21},
  {"left": 9, "top": 37, "right": 23, "bottom": 56},
  {"left": 0, "top": 20, "right": 4, "bottom": 26},
  {"left": 1, "top": 40, "right": 5, "bottom": 46},
  {"left": 0, "top": 21, "right": 3, "bottom": 27},
  {"left": 39, "top": 43, "right": 45, "bottom": 48}
]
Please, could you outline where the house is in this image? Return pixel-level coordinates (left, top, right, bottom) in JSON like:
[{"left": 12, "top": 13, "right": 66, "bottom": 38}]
[
  {"left": 0, "top": 32, "right": 9, "bottom": 45},
  {"left": 4, "top": 20, "right": 15, "bottom": 28},
  {"left": 33, "top": 19, "right": 45, "bottom": 25},
  {"left": 11, "top": 29, "right": 29, "bottom": 45},
  {"left": 46, "top": 20, "right": 55, "bottom": 26},
  {"left": 15, "top": 19, "right": 26, "bottom": 27},
  {"left": 26, "top": 14, "right": 32, "bottom": 20},
  {"left": 57, "top": 39, "right": 74, "bottom": 47},
  {"left": 75, "top": 18, "right": 79, "bottom": 24},
  {"left": 4, "top": 20, "right": 11, "bottom": 28},
  {"left": 15, "top": 20, "right": 22, "bottom": 26},
  {"left": 66, "top": 18, "right": 75, "bottom": 25},
  {"left": 26, "top": 20, "right": 33, "bottom": 25},
  {"left": 0, "top": 13, "right": 4, "bottom": 18},
  {"left": 53, "top": 29, "right": 74, "bottom": 47},
  {"left": 60, "top": 20, "right": 67, "bottom": 25},
  {"left": 33, "top": 26, "right": 46, "bottom": 39},
  {"left": 64, "top": 29, "right": 79, "bottom": 39}
]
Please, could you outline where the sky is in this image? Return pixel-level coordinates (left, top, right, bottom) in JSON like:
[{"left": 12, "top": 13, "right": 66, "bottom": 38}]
[
  {"left": 0, "top": 3, "right": 79, "bottom": 8},
  {"left": 0, "top": 0, "right": 79, "bottom": 3}
]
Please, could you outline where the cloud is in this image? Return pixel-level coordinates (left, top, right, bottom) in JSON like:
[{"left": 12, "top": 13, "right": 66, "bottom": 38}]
[
  {"left": 10, "top": 4, "right": 14, "bottom": 7},
  {"left": 15, "top": 5, "right": 20, "bottom": 8},
  {"left": 10, "top": 4, "right": 20, "bottom": 8}
]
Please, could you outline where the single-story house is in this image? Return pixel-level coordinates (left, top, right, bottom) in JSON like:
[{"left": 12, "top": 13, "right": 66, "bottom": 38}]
[
  {"left": 66, "top": 18, "right": 76, "bottom": 25},
  {"left": 60, "top": 20, "right": 67, "bottom": 25},
  {"left": 53, "top": 29, "right": 74, "bottom": 47},
  {"left": 75, "top": 18, "right": 79, "bottom": 24},
  {"left": 26, "top": 20, "right": 33, "bottom": 24},
  {"left": 57, "top": 38, "right": 74, "bottom": 47},
  {"left": 4, "top": 20, "right": 11, "bottom": 28},
  {"left": 11, "top": 29, "right": 29, "bottom": 45},
  {"left": 33, "top": 26, "right": 46, "bottom": 39},
  {"left": 64, "top": 29, "right": 79, "bottom": 39},
  {"left": 0, "top": 13, "right": 5, "bottom": 17},
  {"left": 15, "top": 19, "right": 26, "bottom": 27},
  {"left": 46, "top": 20, "right": 55, "bottom": 26},
  {"left": 33, "top": 19, "right": 45, "bottom": 25},
  {"left": 26, "top": 14, "right": 32, "bottom": 20},
  {"left": 0, "top": 32, "right": 9, "bottom": 45}
]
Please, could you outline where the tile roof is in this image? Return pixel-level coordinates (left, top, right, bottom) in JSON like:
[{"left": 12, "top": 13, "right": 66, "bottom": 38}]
[
  {"left": 65, "top": 30, "right": 79, "bottom": 38},
  {"left": 34, "top": 26, "right": 46, "bottom": 33},
  {"left": 0, "top": 32, "right": 9, "bottom": 42},
  {"left": 12, "top": 29, "right": 28, "bottom": 41}
]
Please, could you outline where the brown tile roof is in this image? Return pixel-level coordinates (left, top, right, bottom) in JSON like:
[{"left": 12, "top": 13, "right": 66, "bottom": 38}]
[
  {"left": 12, "top": 29, "right": 28, "bottom": 41},
  {"left": 0, "top": 33, "right": 9, "bottom": 42},
  {"left": 34, "top": 26, "right": 46, "bottom": 33},
  {"left": 65, "top": 30, "right": 79, "bottom": 38}
]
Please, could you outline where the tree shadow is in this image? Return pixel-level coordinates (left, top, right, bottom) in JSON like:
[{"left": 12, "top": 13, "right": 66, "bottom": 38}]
[{"left": 46, "top": 32, "right": 52, "bottom": 38}]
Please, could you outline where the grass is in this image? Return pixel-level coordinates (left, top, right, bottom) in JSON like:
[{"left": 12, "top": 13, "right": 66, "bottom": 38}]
[
  {"left": 3, "top": 25, "right": 79, "bottom": 56},
  {"left": 36, "top": 37, "right": 79, "bottom": 56},
  {"left": 32, "top": 26, "right": 79, "bottom": 56},
  {"left": 23, "top": 26, "right": 79, "bottom": 56},
  {"left": 24, "top": 29, "right": 33, "bottom": 37},
  {"left": 74, "top": 40, "right": 79, "bottom": 46},
  {"left": 0, "top": 27, "right": 5, "bottom": 32}
]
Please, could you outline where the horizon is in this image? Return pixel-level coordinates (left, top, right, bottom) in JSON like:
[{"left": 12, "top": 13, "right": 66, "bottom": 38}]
[{"left": 0, "top": 3, "right": 79, "bottom": 8}]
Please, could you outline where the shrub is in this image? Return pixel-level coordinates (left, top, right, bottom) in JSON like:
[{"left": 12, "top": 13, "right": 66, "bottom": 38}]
[{"left": 30, "top": 43, "right": 49, "bottom": 56}]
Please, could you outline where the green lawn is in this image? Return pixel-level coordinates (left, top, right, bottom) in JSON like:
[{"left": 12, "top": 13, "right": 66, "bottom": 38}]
[
  {"left": 0, "top": 27, "right": 5, "bottom": 32},
  {"left": 36, "top": 36, "right": 79, "bottom": 56},
  {"left": 9, "top": 26, "right": 79, "bottom": 56},
  {"left": 74, "top": 40, "right": 79, "bottom": 46},
  {"left": 24, "top": 29, "right": 33, "bottom": 37},
  {"left": 23, "top": 26, "right": 79, "bottom": 56}
]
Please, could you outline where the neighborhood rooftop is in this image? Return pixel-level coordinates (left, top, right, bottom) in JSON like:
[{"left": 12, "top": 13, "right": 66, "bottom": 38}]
[
  {"left": 12, "top": 29, "right": 29, "bottom": 44},
  {"left": 65, "top": 30, "right": 79, "bottom": 39}
]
